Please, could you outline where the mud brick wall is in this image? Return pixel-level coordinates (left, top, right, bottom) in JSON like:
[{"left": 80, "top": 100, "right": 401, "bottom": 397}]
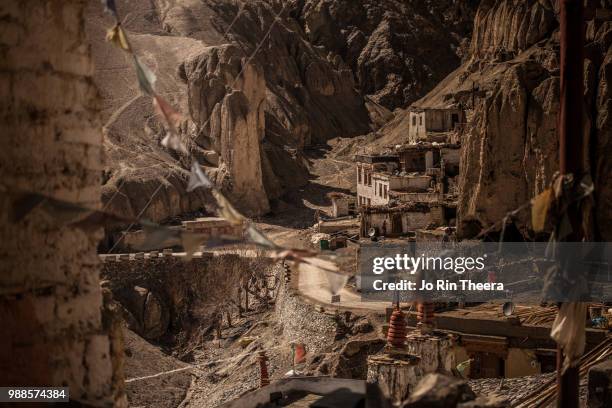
[{"left": 0, "top": 1, "right": 125, "bottom": 405}]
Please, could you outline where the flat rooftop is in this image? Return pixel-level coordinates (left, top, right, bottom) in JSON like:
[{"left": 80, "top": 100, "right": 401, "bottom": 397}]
[
  {"left": 354, "top": 154, "right": 398, "bottom": 163},
  {"left": 182, "top": 217, "right": 233, "bottom": 225}
]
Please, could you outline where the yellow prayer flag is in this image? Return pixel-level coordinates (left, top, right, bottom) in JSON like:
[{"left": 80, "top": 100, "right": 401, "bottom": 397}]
[
  {"left": 531, "top": 188, "right": 553, "bottom": 232},
  {"left": 106, "top": 24, "right": 131, "bottom": 52}
]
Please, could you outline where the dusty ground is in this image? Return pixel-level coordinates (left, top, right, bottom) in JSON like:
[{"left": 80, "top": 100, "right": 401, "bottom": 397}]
[{"left": 123, "top": 301, "right": 293, "bottom": 407}]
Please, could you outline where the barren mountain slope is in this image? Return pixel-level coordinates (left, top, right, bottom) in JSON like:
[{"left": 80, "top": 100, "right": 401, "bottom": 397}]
[{"left": 296, "top": 0, "right": 480, "bottom": 110}]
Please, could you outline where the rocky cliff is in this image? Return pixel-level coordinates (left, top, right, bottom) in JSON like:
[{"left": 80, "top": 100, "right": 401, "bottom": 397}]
[
  {"left": 382, "top": 0, "right": 612, "bottom": 240},
  {"left": 296, "top": 0, "right": 479, "bottom": 110}
]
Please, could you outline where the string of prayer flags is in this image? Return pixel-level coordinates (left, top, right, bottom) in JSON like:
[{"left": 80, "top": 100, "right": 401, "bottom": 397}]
[
  {"left": 134, "top": 56, "right": 156, "bottom": 96},
  {"left": 186, "top": 160, "right": 277, "bottom": 249},
  {"left": 181, "top": 231, "right": 210, "bottom": 261},
  {"left": 154, "top": 94, "right": 188, "bottom": 154},
  {"left": 550, "top": 302, "right": 587, "bottom": 372},
  {"left": 531, "top": 188, "right": 553, "bottom": 233},
  {"left": 153, "top": 94, "right": 182, "bottom": 129},
  {"left": 181, "top": 231, "right": 244, "bottom": 260},
  {"left": 106, "top": 24, "right": 131, "bottom": 52},
  {"left": 8, "top": 192, "right": 46, "bottom": 222},
  {"left": 7, "top": 191, "right": 135, "bottom": 231},
  {"left": 102, "top": 4, "right": 189, "bottom": 157},
  {"left": 137, "top": 220, "right": 246, "bottom": 259},
  {"left": 245, "top": 224, "right": 278, "bottom": 249},
  {"left": 295, "top": 256, "right": 346, "bottom": 295},
  {"left": 101, "top": 0, "right": 119, "bottom": 18},
  {"left": 39, "top": 197, "right": 97, "bottom": 225},
  {"left": 275, "top": 247, "right": 344, "bottom": 294},
  {"left": 298, "top": 255, "right": 339, "bottom": 273},
  {"left": 139, "top": 220, "right": 182, "bottom": 250},
  {"left": 187, "top": 161, "right": 213, "bottom": 192},
  {"left": 322, "top": 268, "right": 348, "bottom": 295},
  {"left": 161, "top": 132, "right": 189, "bottom": 155},
  {"left": 456, "top": 359, "right": 473, "bottom": 378},
  {"left": 9, "top": 192, "right": 93, "bottom": 226},
  {"left": 71, "top": 210, "right": 135, "bottom": 232},
  {"left": 212, "top": 190, "right": 246, "bottom": 225}
]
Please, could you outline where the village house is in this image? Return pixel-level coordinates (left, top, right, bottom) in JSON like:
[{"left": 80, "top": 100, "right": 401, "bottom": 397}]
[
  {"left": 359, "top": 200, "right": 456, "bottom": 238},
  {"left": 355, "top": 144, "right": 461, "bottom": 209},
  {"left": 397, "top": 143, "right": 461, "bottom": 176},
  {"left": 355, "top": 154, "right": 399, "bottom": 206},
  {"left": 408, "top": 107, "right": 465, "bottom": 143},
  {"left": 327, "top": 192, "right": 357, "bottom": 218}
]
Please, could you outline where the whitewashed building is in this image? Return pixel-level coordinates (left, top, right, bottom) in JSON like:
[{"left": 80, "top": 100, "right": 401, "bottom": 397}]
[{"left": 408, "top": 108, "right": 465, "bottom": 142}]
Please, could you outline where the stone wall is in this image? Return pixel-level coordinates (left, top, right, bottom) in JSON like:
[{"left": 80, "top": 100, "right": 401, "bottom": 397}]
[
  {"left": 274, "top": 265, "right": 339, "bottom": 355},
  {"left": 0, "top": 1, "right": 125, "bottom": 405}
]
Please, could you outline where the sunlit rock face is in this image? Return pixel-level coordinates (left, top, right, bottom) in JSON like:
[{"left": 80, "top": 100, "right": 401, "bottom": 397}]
[
  {"left": 181, "top": 46, "right": 270, "bottom": 215},
  {"left": 455, "top": 0, "right": 612, "bottom": 240}
]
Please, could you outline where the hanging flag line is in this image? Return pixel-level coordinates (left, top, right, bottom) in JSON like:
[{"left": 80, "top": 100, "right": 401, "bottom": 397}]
[
  {"left": 96, "top": 1, "right": 310, "bottom": 264},
  {"left": 99, "top": 0, "right": 283, "bottom": 217},
  {"left": 5, "top": 181, "right": 341, "bottom": 277},
  {"left": 106, "top": 173, "right": 169, "bottom": 254},
  {"left": 124, "top": 342, "right": 288, "bottom": 384}
]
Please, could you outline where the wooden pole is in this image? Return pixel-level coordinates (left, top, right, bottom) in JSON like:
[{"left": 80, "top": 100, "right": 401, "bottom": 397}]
[{"left": 557, "top": 1, "right": 585, "bottom": 407}]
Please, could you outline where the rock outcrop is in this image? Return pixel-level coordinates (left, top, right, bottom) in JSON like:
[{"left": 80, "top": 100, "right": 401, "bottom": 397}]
[
  {"left": 297, "top": 0, "right": 480, "bottom": 110},
  {"left": 86, "top": 0, "right": 484, "bottom": 223},
  {"left": 456, "top": 0, "right": 612, "bottom": 240},
  {"left": 181, "top": 45, "right": 270, "bottom": 215}
]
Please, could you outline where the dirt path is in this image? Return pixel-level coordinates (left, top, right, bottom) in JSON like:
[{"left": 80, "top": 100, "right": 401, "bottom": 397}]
[
  {"left": 256, "top": 142, "right": 390, "bottom": 313},
  {"left": 296, "top": 263, "right": 390, "bottom": 312}
]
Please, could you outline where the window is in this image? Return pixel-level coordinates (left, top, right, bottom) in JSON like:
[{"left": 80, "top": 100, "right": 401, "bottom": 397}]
[
  {"left": 419, "top": 115, "right": 423, "bottom": 126},
  {"left": 451, "top": 113, "right": 459, "bottom": 127},
  {"left": 412, "top": 116, "right": 416, "bottom": 126},
  {"left": 357, "top": 166, "right": 362, "bottom": 184},
  {"left": 384, "top": 185, "right": 388, "bottom": 199},
  {"left": 379, "top": 184, "right": 383, "bottom": 197}
]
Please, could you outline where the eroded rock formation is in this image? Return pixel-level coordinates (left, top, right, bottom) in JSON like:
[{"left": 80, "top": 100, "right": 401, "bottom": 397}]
[
  {"left": 456, "top": 0, "right": 612, "bottom": 240},
  {"left": 86, "top": 0, "right": 485, "bottom": 222},
  {"left": 181, "top": 45, "right": 270, "bottom": 215},
  {"left": 297, "top": 0, "right": 480, "bottom": 109}
]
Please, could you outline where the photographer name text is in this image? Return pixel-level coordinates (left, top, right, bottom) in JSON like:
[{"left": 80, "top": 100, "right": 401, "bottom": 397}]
[{"left": 372, "top": 279, "right": 504, "bottom": 292}]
